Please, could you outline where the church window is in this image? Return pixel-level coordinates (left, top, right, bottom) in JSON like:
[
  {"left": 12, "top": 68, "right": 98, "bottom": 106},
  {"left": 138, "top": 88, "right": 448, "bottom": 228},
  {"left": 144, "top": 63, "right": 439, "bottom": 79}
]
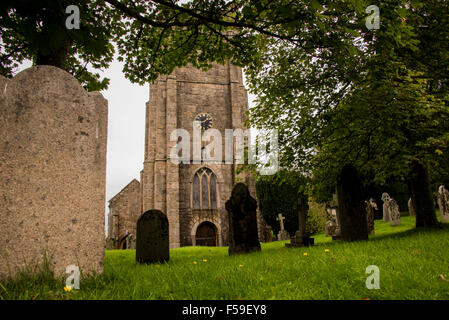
[{"left": 192, "top": 168, "right": 218, "bottom": 209}]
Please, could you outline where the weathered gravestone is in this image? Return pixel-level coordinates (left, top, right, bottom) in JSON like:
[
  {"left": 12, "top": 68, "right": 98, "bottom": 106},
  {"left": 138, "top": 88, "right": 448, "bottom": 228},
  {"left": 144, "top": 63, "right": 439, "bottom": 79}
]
[
  {"left": 381, "top": 193, "right": 391, "bottom": 222},
  {"left": 286, "top": 196, "right": 314, "bottom": 247},
  {"left": 387, "top": 198, "right": 401, "bottom": 226},
  {"left": 127, "top": 233, "right": 136, "bottom": 250},
  {"left": 226, "top": 183, "right": 261, "bottom": 255},
  {"left": 136, "top": 210, "right": 169, "bottom": 264},
  {"left": 336, "top": 165, "right": 368, "bottom": 242},
  {"left": 365, "top": 201, "right": 375, "bottom": 235},
  {"left": 438, "top": 185, "right": 449, "bottom": 222},
  {"left": 408, "top": 198, "right": 416, "bottom": 216},
  {"left": 325, "top": 220, "right": 337, "bottom": 237},
  {"left": 0, "top": 66, "right": 107, "bottom": 279},
  {"left": 276, "top": 214, "right": 291, "bottom": 241}
]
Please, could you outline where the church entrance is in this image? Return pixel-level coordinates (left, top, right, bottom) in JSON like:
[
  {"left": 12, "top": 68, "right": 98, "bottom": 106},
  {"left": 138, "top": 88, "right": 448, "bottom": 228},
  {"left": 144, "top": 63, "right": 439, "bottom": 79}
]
[{"left": 195, "top": 222, "right": 217, "bottom": 246}]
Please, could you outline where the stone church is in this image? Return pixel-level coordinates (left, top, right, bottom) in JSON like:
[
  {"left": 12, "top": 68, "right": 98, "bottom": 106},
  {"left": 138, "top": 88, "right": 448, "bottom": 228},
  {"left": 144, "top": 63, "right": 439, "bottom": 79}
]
[{"left": 106, "top": 62, "right": 265, "bottom": 249}]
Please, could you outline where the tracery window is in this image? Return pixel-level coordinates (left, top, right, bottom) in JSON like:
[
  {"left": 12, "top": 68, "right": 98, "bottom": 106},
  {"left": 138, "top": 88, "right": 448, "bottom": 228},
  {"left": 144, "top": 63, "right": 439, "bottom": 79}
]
[{"left": 193, "top": 167, "right": 217, "bottom": 209}]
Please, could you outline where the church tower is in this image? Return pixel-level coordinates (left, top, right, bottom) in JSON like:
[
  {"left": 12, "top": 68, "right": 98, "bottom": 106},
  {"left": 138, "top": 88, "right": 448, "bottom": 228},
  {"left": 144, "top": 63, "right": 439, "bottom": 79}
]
[{"left": 140, "top": 62, "right": 251, "bottom": 248}]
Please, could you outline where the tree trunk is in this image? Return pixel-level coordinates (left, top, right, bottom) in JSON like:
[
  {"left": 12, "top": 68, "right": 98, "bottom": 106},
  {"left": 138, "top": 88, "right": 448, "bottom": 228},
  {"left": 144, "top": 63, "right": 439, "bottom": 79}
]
[
  {"left": 35, "top": 39, "right": 71, "bottom": 70},
  {"left": 409, "top": 161, "right": 438, "bottom": 227}
]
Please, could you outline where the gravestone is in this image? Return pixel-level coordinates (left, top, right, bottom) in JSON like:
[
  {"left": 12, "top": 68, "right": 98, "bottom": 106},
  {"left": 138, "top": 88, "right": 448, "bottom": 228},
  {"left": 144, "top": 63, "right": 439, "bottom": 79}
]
[
  {"left": 0, "top": 66, "right": 107, "bottom": 279},
  {"left": 336, "top": 165, "right": 368, "bottom": 242},
  {"left": 408, "top": 198, "right": 416, "bottom": 216},
  {"left": 365, "top": 201, "right": 375, "bottom": 235},
  {"left": 325, "top": 220, "right": 337, "bottom": 237},
  {"left": 276, "top": 214, "right": 291, "bottom": 241},
  {"left": 381, "top": 193, "right": 391, "bottom": 222},
  {"left": 136, "top": 210, "right": 169, "bottom": 264},
  {"left": 387, "top": 198, "right": 401, "bottom": 226},
  {"left": 226, "top": 183, "right": 261, "bottom": 255},
  {"left": 127, "top": 233, "right": 136, "bottom": 250},
  {"left": 286, "top": 196, "right": 314, "bottom": 247},
  {"left": 438, "top": 185, "right": 449, "bottom": 222}
]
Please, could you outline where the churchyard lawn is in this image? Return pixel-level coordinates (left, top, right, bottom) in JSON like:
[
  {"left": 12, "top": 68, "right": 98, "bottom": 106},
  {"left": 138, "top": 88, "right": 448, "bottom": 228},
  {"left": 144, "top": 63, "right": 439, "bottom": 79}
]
[{"left": 1, "top": 213, "right": 448, "bottom": 300}]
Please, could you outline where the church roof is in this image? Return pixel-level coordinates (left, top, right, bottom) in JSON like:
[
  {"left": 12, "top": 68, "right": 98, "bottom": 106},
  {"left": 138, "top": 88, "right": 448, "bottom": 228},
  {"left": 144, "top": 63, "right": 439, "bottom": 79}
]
[{"left": 108, "top": 179, "right": 140, "bottom": 205}]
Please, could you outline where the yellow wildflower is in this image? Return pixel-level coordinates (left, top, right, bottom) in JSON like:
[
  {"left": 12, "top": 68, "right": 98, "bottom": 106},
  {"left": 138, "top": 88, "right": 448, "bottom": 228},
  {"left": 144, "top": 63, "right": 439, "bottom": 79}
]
[
  {"left": 193, "top": 261, "right": 197, "bottom": 264},
  {"left": 64, "top": 286, "right": 72, "bottom": 292},
  {"left": 325, "top": 249, "right": 330, "bottom": 253},
  {"left": 202, "top": 259, "right": 207, "bottom": 262},
  {"left": 303, "top": 253, "right": 308, "bottom": 256},
  {"left": 239, "top": 264, "right": 244, "bottom": 268}
]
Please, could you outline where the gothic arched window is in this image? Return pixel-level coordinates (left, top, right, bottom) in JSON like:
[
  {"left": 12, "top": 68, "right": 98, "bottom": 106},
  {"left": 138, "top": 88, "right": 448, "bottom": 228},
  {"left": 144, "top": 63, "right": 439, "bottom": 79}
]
[{"left": 193, "top": 167, "right": 218, "bottom": 209}]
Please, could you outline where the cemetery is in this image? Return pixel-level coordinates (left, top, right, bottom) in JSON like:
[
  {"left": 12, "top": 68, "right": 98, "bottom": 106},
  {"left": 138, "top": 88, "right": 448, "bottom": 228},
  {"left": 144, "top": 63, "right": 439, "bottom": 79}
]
[{"left": 1, "top": 1, "right": 449, "bottom": 302}]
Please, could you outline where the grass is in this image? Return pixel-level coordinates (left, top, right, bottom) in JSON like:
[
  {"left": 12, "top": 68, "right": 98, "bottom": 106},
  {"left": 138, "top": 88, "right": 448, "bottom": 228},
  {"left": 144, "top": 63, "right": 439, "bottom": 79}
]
[{"left": 1, "top": 214, "right": 449, "bottom": 300}]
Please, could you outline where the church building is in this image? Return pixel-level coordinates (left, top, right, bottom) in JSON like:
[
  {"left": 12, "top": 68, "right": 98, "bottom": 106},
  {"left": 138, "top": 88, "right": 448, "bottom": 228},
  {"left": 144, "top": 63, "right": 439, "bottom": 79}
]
[{"left": 107, "top": 61, "right": 259, "bottom": 249}]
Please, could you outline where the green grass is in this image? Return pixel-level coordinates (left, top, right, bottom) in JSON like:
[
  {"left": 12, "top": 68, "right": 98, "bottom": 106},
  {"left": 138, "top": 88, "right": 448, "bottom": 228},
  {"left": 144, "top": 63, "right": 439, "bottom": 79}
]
[{"left": 1, "top": 214, "right": 449, "bottom": 300}]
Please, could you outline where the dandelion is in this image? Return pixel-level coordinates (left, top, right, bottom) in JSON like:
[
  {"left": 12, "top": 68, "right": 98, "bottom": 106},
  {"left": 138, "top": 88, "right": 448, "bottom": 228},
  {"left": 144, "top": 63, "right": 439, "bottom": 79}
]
[
  {"left": 193, "top": 261, "right": 197, "bottom": 265},
  {"left": 202, "top": 259, "right": 207, "bottom": 262},
  {"left": 303, "top": 253, "right": 308, "bottom": 256},
  {"left": 325, "top": 249, "right": 330, "bottom": 253},
  {"left": 239, "top": 264, "right": 244, "bottom": 268},
  {"left": 64, "top": 286, "right": 72, "bottom": 292}
]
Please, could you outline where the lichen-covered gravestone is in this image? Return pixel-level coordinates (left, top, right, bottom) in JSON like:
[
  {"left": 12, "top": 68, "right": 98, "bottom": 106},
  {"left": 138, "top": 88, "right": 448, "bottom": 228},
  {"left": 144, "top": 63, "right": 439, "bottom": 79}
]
[
  {"left": 226, "top": 183, "right": 261, "bottom": 255},
  {"left": 438, "top": 185, "right": 449, "bottom": 222},
  {"left": 336, "top": 165, "right": 368, "bottom": 242},
  {"left": 0, "top": 66, "right": 107, "bottom": 279},
  {"left": 381, "top": 193, "right": 391, "bottom": 222},
  {"left": 408, "top": 198, "right": 416, "bottom": 216},
  {"left": 136, "top": 210, "right": 169, "bottom": 264},
  {"left": 387, "top": 198, "right": 401, "bottom": 226},
  {"left": 365, "top": 201, "right": 375, "bottom": 235}
]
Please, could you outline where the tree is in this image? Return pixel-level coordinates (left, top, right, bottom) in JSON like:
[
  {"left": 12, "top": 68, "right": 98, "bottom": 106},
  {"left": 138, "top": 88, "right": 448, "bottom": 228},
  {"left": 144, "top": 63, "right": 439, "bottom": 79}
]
[
  {"left": 246, "top": 0, "right": 449, "bottom": 227},
  {"left": 0, "top": 0, "right": 121, "bottom": 90},
  {"left": 255, "top": 170, "right": 308, "bottom": 236}
]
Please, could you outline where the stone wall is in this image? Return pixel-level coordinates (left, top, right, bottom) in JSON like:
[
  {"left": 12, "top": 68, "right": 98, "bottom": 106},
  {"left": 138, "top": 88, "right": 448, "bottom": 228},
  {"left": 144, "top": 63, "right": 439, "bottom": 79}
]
[
  {"left": 0, "top": 66, "right": 107, "bottom": 278},
  {"left": 107, "top": 179, "right": 141, "bottom": 248}
]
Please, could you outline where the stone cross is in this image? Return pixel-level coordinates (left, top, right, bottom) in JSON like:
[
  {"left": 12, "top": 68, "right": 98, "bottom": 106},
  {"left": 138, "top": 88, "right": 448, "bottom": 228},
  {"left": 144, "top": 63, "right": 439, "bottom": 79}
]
[
  {"left": 381, "top": 192, "right": 391, "bottom": 222},
  {"left": 276, "top": 214, "right": 286, "bottom": 231}
]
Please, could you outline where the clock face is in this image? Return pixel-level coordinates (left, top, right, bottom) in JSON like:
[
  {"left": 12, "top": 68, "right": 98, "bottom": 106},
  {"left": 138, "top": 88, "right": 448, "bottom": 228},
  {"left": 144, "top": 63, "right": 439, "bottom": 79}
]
[{"left": 195, "top": 113, "right": 213, "bottom": 131}]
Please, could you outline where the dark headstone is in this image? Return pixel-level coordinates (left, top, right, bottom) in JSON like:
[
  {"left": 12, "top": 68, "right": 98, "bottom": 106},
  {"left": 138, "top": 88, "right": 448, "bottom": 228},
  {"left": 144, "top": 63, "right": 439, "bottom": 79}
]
[
  {"left": 136, "top": 209, "right": 169, "bottom": 264},
  {"left": 336, "top": 165, "right": 368, "bottom": 242},
  {"left": 226, "top": 183, "right": 261, "bottom": 255},
  {"left": 409, "top": 161, "right": 438, "bottom": 227}
]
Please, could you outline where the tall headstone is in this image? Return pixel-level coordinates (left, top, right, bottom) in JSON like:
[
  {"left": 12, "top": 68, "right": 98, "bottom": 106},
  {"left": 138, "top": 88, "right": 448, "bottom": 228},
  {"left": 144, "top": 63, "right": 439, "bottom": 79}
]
[
  {"left": 438, "top": 185, "right": 449, "bottom": 222},
  {"left": 387, "top": 198, "right": 401, "bottom": 226},
  {"left": 408, "top": 198, "right": 416, "bottom": 216},
  {"left": 336, "top": 165, "right": 368, "bottom": 242},
  {"left": 0, "top": 66, "right": 107, "bottom": 279},
  {"left": 365, "top": 201, "right": 375, "bottom": 235},
  {"left": 136, "top": 210, "right": 169, "bottom": 264},
  {"left": 276, "top": 214, "right": 290, "bottom": 241},
  {"left": 381, "top": 193, "right": 391, "bottom": 222},
  {"left": 226, "top": 183, "right": 261, "bottom": 255},
  {"left": 286, "top": 196, "right": 314, "bottom": 247},
  {"left": 409, "top": 161, "right": 438, "bottom": 227}
]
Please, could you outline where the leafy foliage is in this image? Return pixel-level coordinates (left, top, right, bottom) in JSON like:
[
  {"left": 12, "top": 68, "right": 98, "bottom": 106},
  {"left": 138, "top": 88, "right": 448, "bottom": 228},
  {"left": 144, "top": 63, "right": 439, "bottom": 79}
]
[{"left": 255, "top": 170, "right": 308, "bottom": 235}]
